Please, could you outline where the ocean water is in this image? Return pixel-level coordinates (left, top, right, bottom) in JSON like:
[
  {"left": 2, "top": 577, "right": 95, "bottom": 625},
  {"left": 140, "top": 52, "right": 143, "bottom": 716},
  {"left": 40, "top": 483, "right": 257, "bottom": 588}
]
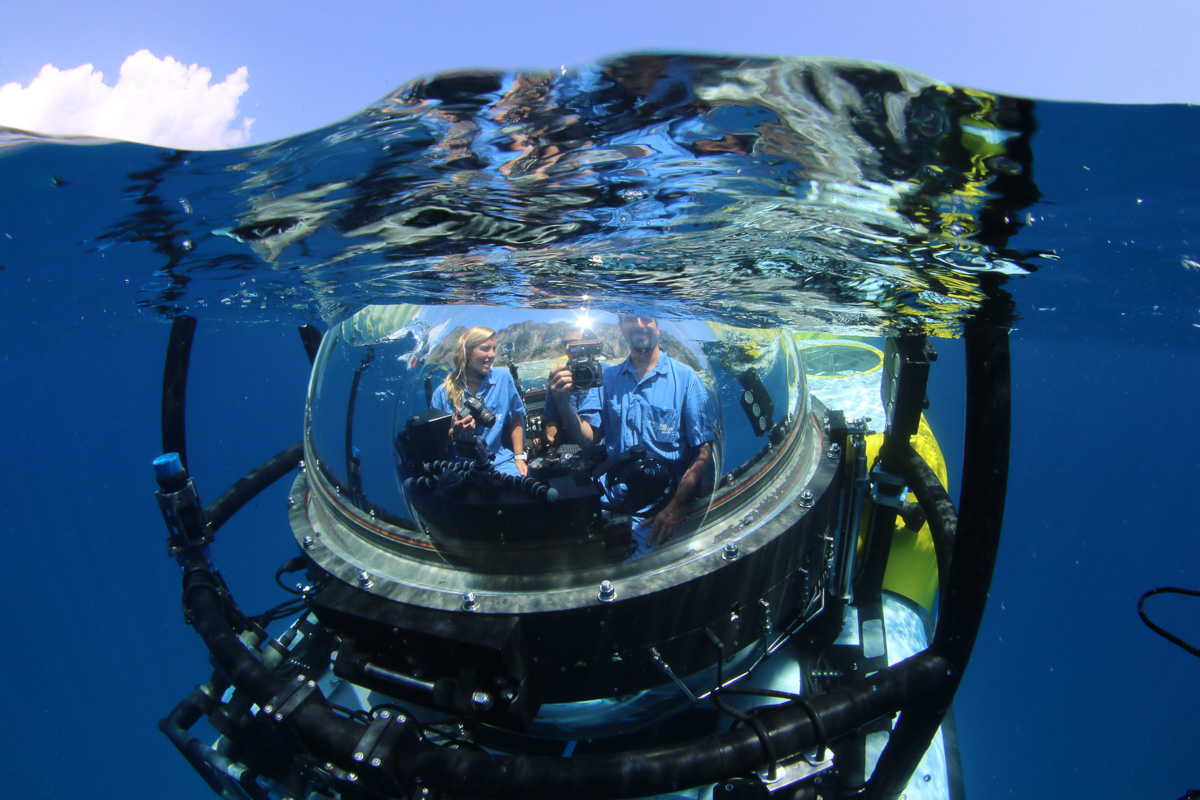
[{"left": 1, "top": 54, "right": 1197, "bottom": 799}]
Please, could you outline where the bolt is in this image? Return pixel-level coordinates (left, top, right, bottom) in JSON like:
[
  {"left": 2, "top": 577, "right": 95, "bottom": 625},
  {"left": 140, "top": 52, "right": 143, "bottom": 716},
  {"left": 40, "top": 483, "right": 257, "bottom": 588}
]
[
  {"left": 461, "top": 591, "right": 478, "bottom": 611},
  {"left": 471, "top": 691, "right": 493, "bottom": 711},
  {"left": 723, "top": 542, "right": 739, "bottom": 561},
  {"left": 287, "top": 497, "right": 296, "bottom": 508},
  {"left": 800, "top": 490, "right": 815, "bottom": 508},
  {"left": 302, "top": 535, "right": 315, "bottom": 550},
  {"left": 598, "top": 580, "right": 616, "bottom": 602},
  {"left": 828, "top": 442, "right": 841, "bottom": 459},
  {"left": 357, "top": 571, "right": 373, "bottom": 589}
]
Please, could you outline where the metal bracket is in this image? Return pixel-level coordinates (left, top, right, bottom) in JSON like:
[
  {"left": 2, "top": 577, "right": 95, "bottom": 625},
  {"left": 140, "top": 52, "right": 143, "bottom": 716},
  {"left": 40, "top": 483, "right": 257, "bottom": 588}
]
[
  {"left": 713, "top": 752, "right": 835, "bottom": 798},
  {"left": 262, "top": 673, "right": 320, "bottom": 724},
  {"left": 353, "top": 709, "right": 413, "bottom": 770},
  {"left": 869, "top": 464, "right": 909, "bottom": 510}
]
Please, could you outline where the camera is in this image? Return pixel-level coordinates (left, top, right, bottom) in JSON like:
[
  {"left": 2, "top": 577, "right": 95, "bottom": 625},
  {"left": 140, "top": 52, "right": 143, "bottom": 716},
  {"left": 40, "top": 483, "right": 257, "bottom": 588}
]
[
  {"left": 566, "top": 339, "right": 605, "bottom": 390},
  {"left": 461, "top": 395, "right": 496, "bottom": 428}
]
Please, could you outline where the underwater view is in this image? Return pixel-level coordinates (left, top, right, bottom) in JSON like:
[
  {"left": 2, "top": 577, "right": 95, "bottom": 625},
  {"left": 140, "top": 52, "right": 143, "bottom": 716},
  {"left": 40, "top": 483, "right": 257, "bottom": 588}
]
[{"left": 1, "top": 54, "right": 1197, "bottom": 799}]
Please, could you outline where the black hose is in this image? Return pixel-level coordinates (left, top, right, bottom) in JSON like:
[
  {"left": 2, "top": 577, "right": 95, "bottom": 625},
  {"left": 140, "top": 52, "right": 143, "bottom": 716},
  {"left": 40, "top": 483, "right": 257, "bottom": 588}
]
[
  {"left": 204, "top": 442, "right": 303, "bottom": 533},
  {"left": 1139, "top": 587, "right": 1200, "bottom": 658},
  {"left": 399, "top": 654, "right": 953, "bottom": 799},
  {"left": 889, "top": 443, "right": 958, "bottom": 592},
  {"left": 162, "top": 315, "right": 197, "bottom": 470},
  {"left": 861, "top": 321, "right": 1011, "bottom": 800},
  {"left": 299, "top": 324, "right": 322, "bottom": 365}
]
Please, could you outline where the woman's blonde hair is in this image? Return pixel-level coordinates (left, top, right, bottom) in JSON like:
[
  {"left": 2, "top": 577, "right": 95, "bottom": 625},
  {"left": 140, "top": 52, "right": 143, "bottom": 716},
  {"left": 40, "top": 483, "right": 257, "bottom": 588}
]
[{"left": 442, "top": 326, "right": 496, "bottom": 412}]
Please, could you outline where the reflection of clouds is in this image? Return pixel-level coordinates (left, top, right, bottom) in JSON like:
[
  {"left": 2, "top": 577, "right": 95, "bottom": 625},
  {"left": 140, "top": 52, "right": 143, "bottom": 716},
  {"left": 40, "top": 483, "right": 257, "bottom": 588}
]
[{"left": 0, "top": 50, "right": 252, "bottom": 149}]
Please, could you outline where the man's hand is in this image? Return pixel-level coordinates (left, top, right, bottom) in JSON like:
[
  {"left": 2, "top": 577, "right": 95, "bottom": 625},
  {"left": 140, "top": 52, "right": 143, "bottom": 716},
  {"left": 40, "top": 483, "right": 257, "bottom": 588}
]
[
  {"left": 647, "top": 500, "right": 683, "bottom": 548},
  {"left": 549, "top": 364, "right": 574, "bottom": 397}
]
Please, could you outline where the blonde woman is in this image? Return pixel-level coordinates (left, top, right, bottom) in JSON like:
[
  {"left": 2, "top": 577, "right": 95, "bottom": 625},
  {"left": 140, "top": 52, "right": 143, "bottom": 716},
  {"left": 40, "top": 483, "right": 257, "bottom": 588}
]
[{"left": 430, "top": 326, "right": 528, "bottom": 476}]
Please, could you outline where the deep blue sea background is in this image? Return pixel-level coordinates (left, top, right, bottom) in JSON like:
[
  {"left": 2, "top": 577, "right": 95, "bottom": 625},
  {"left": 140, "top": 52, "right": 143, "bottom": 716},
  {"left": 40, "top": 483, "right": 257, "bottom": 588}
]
[{"left": 2, "top": 59, "right": 1198, "bottom": 799}]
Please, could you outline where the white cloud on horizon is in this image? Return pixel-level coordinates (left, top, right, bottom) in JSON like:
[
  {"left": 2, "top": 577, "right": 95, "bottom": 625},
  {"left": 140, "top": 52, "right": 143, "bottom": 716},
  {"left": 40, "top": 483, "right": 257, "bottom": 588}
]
[{"left": 0, "top": 50, "right": 253, "bottom": 150}]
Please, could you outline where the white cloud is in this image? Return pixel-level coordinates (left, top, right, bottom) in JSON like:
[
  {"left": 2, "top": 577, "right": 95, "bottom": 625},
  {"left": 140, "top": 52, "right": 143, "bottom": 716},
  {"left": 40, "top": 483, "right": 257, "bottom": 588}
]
[{"left": 0, "top": 49, "right": 253, "bottom": 150}]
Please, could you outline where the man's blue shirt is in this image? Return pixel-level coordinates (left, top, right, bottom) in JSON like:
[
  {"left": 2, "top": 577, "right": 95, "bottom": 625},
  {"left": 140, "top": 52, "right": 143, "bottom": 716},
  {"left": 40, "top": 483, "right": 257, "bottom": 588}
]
[
  {"left": 430, "top": 367, "right": 525, "bottom": 475},
  {"left": 591, "top": 351, "right": 716, "bottom": 483}
]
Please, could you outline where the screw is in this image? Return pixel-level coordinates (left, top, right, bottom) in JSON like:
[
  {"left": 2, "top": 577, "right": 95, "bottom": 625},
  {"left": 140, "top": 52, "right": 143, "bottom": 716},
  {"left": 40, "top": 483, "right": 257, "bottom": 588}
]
[{"left": 598, "top": 580, "right": 617, "bottom": 602}]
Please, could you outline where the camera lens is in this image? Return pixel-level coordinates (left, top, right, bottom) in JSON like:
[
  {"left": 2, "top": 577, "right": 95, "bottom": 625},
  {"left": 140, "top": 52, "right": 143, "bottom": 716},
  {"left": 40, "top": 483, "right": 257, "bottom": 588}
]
[{"left": 463, "top": 395, "right": 497, "bottom": 427}]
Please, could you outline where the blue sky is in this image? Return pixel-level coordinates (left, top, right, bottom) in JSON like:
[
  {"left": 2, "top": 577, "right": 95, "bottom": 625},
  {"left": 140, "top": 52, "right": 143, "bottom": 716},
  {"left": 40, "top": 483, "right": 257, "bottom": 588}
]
[{"left": 2, "top": 0, "right": 1198, "bottom": 148}]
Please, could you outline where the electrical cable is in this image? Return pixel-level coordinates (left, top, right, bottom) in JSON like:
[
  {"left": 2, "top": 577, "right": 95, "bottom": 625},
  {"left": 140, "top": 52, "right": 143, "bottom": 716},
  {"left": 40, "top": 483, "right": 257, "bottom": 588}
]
[{"left": 1138, "top": 587, "right": 1200, "bottom": 658}]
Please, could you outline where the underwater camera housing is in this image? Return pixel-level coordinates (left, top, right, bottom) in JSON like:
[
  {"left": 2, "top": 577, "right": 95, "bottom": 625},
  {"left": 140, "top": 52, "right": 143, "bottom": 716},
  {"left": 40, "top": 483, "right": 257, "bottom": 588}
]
[
  {"left": 154, "top": 305, "right": 1011, "bottom": 800},
  {"left": 565, "top": 338, "right": 604, "bottom": 390}
]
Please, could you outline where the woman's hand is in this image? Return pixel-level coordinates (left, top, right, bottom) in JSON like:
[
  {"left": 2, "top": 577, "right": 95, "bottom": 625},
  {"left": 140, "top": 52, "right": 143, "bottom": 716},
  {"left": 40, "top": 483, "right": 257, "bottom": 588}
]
[{"left": 450, "top": 412, "right": 476, "bottom": 436}]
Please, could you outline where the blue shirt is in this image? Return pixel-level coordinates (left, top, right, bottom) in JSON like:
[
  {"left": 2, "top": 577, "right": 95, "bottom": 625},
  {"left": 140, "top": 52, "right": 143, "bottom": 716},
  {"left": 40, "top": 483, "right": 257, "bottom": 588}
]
[
  {"left": 430, "top": 367, "right": 526, "bottom": 476},
  {"left": 592, "top": 351, "right": 716, "bottom": 483},
  {"left": 543, "top": 381, "right": 601, "bottom": 429}
]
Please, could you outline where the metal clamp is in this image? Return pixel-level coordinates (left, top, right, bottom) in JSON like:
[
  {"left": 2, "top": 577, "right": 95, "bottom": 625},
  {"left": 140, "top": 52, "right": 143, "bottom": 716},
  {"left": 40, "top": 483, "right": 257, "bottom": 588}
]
[
  {"left": 262, "top": 673, "right": 319, "bottom": 724},
  {"left": 353, "top": 709, "right": 412, "bottom": 769}
]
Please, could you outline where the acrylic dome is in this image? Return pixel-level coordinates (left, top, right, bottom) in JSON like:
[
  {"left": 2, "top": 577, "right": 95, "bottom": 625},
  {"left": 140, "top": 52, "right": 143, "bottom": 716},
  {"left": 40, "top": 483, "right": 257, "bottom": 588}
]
[{"left": 298, "top": 303, "right": 822, "bottom": 595}]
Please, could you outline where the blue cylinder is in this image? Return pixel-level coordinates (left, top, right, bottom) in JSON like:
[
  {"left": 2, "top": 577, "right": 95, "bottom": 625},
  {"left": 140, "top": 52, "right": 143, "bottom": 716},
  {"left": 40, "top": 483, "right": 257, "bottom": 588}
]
[{"left": 153, "top": 453, "right": 186, "bottom": 491}]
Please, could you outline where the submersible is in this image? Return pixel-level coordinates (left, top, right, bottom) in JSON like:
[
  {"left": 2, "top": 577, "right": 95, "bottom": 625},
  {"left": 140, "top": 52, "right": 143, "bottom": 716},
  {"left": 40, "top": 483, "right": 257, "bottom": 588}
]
[{"left": 154, "top": 306, "right": 1010, "bottom": 800}]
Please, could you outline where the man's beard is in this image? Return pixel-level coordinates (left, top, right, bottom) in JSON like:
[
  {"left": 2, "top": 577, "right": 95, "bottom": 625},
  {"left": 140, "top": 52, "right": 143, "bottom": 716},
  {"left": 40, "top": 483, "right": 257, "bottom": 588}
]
[{"left": 628, "top": 333, "right": 655, "bottom": 352}]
